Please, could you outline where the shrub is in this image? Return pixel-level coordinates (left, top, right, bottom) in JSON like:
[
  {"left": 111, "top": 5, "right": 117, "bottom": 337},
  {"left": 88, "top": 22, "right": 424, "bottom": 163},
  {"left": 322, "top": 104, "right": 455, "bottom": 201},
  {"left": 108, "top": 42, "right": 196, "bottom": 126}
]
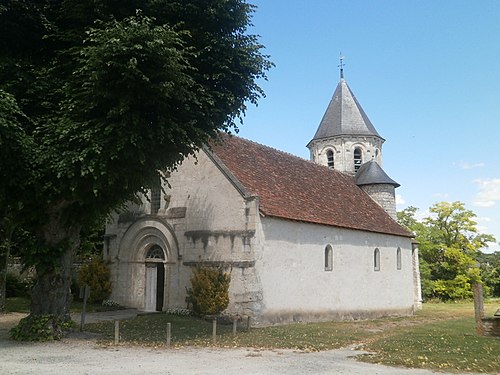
[
  {"left": 186, "top": 266, "right": 230, "bottom": 316},
  {"left": 10, "top": 314, "right": 75, "bottom": 341},
  {"left": 77, "top": 257, "right": 112, "bottom": 303}
]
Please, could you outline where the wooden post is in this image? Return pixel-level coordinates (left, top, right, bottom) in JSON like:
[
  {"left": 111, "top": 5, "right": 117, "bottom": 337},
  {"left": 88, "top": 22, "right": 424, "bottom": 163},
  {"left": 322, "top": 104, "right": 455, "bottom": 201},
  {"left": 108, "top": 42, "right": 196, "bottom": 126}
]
[
  {"left": 246, "top": 316, "right": 251, "bottom": 331},
  {"left": 232, "top": 318, "right": 237, "bottom": 336},
  {"left": 166, "top": 322, "right": 171, "bottom": 347},
  {"left": 473, "top": 282, "right": 485, "bottom": 335},
  {"left": 114, "top": 320, "right": 120, "bottom": 345},
  {"left": 212, "top": 318, "right": 217, "bottom": 344},
  {"left": 80, "top": 285, "right": 90, "bottom": 332}
]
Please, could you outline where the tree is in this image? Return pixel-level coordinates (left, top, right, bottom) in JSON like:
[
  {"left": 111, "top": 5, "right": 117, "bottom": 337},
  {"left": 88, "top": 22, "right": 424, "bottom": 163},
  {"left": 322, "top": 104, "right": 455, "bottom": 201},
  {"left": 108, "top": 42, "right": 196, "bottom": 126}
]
[
  {"left": 0, "top": 0, "right": 271, "bottom": 337},
  {"left": 0, "top": 90, "right": 34, "bottom": 312},
  {"left": 397, "top": 202, "right": 495, "bottom": 300}
]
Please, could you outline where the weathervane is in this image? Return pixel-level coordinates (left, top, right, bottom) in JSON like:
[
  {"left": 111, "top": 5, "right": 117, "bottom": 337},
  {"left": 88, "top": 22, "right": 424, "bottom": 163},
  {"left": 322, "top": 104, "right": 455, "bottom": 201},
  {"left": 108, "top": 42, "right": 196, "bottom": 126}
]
[{"left": 338, "top": 53, "right": 345, "bottom": 79}]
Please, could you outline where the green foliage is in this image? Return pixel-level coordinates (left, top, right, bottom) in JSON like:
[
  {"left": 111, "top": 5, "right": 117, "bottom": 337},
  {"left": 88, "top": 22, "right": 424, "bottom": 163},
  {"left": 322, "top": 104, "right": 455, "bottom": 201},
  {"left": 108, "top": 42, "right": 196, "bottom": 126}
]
[
  {"left": 397, "top": 202, "right": 496, "bottom": 301},
  {"left": 78, "top": 257, "right": 112, "bottom": 303},
  {"left": 10, "top": 314, "right": 75, "bottom": 341},
  {"left": 186, "top": 266, "right": 230, "bottom": 316}
]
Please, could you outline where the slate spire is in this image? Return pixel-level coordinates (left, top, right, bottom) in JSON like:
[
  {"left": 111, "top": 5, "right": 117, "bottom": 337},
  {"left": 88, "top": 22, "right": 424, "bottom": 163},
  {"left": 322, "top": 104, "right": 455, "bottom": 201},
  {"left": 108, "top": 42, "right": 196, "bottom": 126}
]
[{"left": 310, "top": 78, "right": 383, "bottom": 142}]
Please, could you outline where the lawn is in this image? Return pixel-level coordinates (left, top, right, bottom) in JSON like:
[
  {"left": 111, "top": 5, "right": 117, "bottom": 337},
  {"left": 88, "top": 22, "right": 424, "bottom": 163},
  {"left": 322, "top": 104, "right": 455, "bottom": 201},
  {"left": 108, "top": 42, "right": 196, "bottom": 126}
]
[{"left": 84, "top": 301, "right": 500, "bottom": 373}]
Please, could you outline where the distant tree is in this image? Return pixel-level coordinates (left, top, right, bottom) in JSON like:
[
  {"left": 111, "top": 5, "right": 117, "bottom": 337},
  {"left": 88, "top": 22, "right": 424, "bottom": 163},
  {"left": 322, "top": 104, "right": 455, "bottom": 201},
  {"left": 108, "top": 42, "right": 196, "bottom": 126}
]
[
  {"left": 397, "top": 202, "right": 496, "bottom": 300},
  {"left": 0, "top": 0, "right": 271, "bottom": 337}
]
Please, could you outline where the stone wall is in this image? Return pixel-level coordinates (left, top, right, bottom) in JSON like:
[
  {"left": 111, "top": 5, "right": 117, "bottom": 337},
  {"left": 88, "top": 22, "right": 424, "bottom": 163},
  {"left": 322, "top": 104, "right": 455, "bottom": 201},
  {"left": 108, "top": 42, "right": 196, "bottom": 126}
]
[
  {"left": 482, "top": 318, "right": 500, "bottom": 337},
  {"left": 359, "top": 184, "right": 397, "bottom": 220}
]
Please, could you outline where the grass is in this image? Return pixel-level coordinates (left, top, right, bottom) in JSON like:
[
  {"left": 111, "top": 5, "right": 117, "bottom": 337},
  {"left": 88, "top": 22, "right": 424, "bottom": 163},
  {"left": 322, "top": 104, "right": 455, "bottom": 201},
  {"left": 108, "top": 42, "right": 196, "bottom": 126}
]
[{"left": 84, "top": 301, "right": 500, "bottom": 373}]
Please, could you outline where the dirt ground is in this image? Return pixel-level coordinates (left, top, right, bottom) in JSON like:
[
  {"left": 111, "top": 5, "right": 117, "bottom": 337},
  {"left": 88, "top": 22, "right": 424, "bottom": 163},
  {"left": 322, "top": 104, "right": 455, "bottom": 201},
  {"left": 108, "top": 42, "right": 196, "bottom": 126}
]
[{"left": 0, "top": 312, "right": 477, "bottom": 375}]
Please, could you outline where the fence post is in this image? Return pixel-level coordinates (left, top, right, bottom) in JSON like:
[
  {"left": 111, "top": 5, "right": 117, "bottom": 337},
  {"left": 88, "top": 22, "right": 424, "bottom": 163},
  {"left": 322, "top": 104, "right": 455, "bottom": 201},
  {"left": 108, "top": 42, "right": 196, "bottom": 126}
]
[
  {"left": 80, "top": 285, "right": 90, "bottom": 332},
  {"left": 212, "top": 318, "right": 217, "bottom": 344},
  {"left": 473, "top": 282, "right": 485, "bottom": 335},
  {"left": 232, "top": 318, "right": 237, "bottom": 336},
  {"left": 166, "top": 322, "right": 171, "bottom": 347},
  {"left": 114, "top": 320, "right": 120, "bottom": 345}
]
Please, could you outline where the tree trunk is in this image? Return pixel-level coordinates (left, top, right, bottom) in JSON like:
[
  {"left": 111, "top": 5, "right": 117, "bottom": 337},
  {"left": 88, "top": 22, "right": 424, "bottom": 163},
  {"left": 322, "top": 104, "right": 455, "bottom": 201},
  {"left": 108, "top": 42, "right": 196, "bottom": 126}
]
[
  {"left": 30, "top": 226, "right": 80, "bottom": 319},
  {"left": 29, "top": 200, "right": 81, "bottom": 320}
]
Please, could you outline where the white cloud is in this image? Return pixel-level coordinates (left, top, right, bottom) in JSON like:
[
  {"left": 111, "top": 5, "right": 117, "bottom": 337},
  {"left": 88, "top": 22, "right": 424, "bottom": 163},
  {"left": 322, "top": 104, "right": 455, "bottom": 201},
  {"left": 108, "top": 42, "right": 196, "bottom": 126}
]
[
  {"left": 455, "top": 161, "right": 485, "bottom": 170},
  {"left": 395, "top": 194, "right": 405, "bottom": 206},
  {"left": 473, "top": 178, "right": 500, "bottom": 207}
]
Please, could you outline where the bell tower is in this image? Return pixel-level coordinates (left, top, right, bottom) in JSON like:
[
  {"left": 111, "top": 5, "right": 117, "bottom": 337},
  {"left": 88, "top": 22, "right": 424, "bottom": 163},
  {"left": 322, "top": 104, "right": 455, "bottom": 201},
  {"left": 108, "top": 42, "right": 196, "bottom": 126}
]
[{"left": 307, "top": 60, "right": 400, "bottom": 219}]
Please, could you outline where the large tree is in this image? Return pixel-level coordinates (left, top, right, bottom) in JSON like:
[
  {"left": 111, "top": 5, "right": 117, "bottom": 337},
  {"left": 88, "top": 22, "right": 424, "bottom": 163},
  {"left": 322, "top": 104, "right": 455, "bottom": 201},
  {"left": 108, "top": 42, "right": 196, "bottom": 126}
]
[
  {"left": 0, "top": 0, "right": 271, "bottom": 336},
  {"left": 397, "top": 202, "right": 496, "bottom": 300}
]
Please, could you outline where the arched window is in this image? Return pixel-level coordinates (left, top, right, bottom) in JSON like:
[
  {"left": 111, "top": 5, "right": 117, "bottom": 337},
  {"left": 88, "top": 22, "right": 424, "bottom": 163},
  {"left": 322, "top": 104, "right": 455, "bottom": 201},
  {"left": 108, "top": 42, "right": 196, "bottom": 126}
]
[
  {"left": 146, "top": 245, "right": 165, "bottom": 260},
  {"left": 324, "top": 245, "right": 333, "bottom": 271},
  {"left": 396, "top": 247, "right": 402, "bottom": 270},
  {"left": 326, "top": 150, "right": 334, "bottom": 169},
  {"left": 374, "top": 248, "right": 380, "bottom": 271},
  {"left": 354, "top": 148, "right": 362, "bottom": 172}
]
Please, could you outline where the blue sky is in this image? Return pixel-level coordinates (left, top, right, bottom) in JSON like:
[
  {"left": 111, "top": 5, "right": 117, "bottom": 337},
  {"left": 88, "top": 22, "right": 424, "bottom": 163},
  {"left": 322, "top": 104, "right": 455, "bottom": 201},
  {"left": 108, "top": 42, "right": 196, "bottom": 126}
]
[{"left": 237, "top": 0, "right": 500, "bottom": 253}]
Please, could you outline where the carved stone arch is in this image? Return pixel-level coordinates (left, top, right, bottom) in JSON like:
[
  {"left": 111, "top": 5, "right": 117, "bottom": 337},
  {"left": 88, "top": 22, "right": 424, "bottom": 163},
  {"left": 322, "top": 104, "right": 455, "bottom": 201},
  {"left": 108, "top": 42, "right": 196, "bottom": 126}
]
[{"left": 118, "top": 217, "right": 179, "bottom": 263}]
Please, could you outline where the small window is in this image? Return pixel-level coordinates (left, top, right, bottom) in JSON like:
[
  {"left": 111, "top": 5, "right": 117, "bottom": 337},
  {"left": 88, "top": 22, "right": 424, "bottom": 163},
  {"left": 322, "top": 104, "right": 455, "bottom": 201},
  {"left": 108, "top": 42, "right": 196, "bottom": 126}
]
[
  {"left": 150, "top": 175, "right": 161, "bottom": 214},
  {"left": 396, "top": 247, "right": 402, "bottom": 270},
  {"left": 325, "top": 245, "right": 333, "bottom": 271},
  {"left": 374, "top": 248, "right": 380, "bottom": 271},
  {"left": 326, "top": 150, "right": 334, "bottom": 169},
  {"left": 354, "top": 148, "right": 362, "bottom": 172}
]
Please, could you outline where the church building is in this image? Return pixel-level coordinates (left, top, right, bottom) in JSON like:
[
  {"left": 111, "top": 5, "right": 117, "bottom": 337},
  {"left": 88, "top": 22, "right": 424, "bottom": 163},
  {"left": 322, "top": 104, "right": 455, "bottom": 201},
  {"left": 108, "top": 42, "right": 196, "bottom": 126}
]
[{"left": 104, "top": 70, "right": 422, "bottom": 325}]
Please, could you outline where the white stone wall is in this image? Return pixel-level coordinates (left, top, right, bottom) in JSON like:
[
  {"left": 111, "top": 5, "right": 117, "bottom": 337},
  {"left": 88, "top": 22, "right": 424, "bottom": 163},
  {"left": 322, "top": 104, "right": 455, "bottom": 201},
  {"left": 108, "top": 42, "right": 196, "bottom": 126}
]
[
  {"left": 309, "top": 136, "right": 384, "bottom": 175},
  {"left": 105, "top": 149, "right": 263, "bottom": 312},
  {"left": 253, "top": 216, "right": 415, "bottom": 325}
]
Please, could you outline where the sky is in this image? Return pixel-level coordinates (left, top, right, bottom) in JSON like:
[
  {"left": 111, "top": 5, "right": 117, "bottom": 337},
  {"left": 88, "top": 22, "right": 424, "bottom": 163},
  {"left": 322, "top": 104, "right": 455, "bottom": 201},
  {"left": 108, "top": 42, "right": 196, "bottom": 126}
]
[{"left": 236, "top": 0, "right": 500, "bottom": 253}]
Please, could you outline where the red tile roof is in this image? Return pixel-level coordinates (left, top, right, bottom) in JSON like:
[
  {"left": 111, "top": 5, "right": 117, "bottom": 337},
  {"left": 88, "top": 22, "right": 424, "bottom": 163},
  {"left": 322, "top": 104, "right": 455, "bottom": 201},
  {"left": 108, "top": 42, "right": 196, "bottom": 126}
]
[{"left": 209, "top": 136, "right": 412, "bottom": 238}]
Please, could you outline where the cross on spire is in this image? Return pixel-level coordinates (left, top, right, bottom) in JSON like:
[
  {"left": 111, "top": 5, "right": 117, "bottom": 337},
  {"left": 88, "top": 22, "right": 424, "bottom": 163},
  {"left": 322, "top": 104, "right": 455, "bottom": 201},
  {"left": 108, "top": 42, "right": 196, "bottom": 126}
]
[{"left": 338, "top": 53, "right": 345, "bottom": 79}]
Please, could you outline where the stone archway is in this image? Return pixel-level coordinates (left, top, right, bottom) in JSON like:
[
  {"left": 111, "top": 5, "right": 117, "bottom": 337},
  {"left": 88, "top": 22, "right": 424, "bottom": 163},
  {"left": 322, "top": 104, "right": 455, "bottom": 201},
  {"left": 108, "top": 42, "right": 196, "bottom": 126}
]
[{"left": 115, "top": 218, "right": 179, "bottom": 310}]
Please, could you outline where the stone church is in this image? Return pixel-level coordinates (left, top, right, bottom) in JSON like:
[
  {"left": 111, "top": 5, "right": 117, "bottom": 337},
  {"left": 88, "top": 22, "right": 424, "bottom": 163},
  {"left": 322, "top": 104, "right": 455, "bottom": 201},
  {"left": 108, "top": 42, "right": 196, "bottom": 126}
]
[{"left": 104, "top": 71, "right": 422, "bottom": 325}]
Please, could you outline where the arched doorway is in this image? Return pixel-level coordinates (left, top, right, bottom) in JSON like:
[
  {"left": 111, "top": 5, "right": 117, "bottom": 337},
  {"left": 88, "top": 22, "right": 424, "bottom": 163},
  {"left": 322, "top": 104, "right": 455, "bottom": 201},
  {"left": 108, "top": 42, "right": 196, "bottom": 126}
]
[{"left": 144, "top": 245, "right": 165, "bottom": 311}]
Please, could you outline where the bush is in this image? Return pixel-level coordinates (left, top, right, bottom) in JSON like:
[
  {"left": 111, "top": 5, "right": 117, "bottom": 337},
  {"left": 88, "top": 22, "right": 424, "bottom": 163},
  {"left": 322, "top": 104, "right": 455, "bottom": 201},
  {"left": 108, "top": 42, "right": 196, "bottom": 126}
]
[
  {"left": 77, "top": 257, "right": 112, "bottom": 303},
  {"left": 186, "top": 266, "right": 230, "bottom": 316},
  {"left": 10, "top": 314, "right": 75, "bottom": 341}
]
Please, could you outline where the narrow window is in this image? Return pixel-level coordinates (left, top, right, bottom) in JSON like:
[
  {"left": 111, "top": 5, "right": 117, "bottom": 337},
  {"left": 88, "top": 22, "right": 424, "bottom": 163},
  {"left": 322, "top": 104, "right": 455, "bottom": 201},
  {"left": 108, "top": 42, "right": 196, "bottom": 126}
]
[
  {"left": 374, "top": 248, "right": 380, "bottom": 271},
  {"left": 150, "top": 175, "right": 161, "bottom": 214},
  {"left": 396, "top": 247, "right": 402, "bottom": 270},
  {"left": 326, "top": 150, "right": 334, "bottom": 169},
  {"left": 325, "top": 245, "right": 333, "bottom": 271},
  {"left": 354, "top": 148, "right": 362, "bottom": 172}
]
